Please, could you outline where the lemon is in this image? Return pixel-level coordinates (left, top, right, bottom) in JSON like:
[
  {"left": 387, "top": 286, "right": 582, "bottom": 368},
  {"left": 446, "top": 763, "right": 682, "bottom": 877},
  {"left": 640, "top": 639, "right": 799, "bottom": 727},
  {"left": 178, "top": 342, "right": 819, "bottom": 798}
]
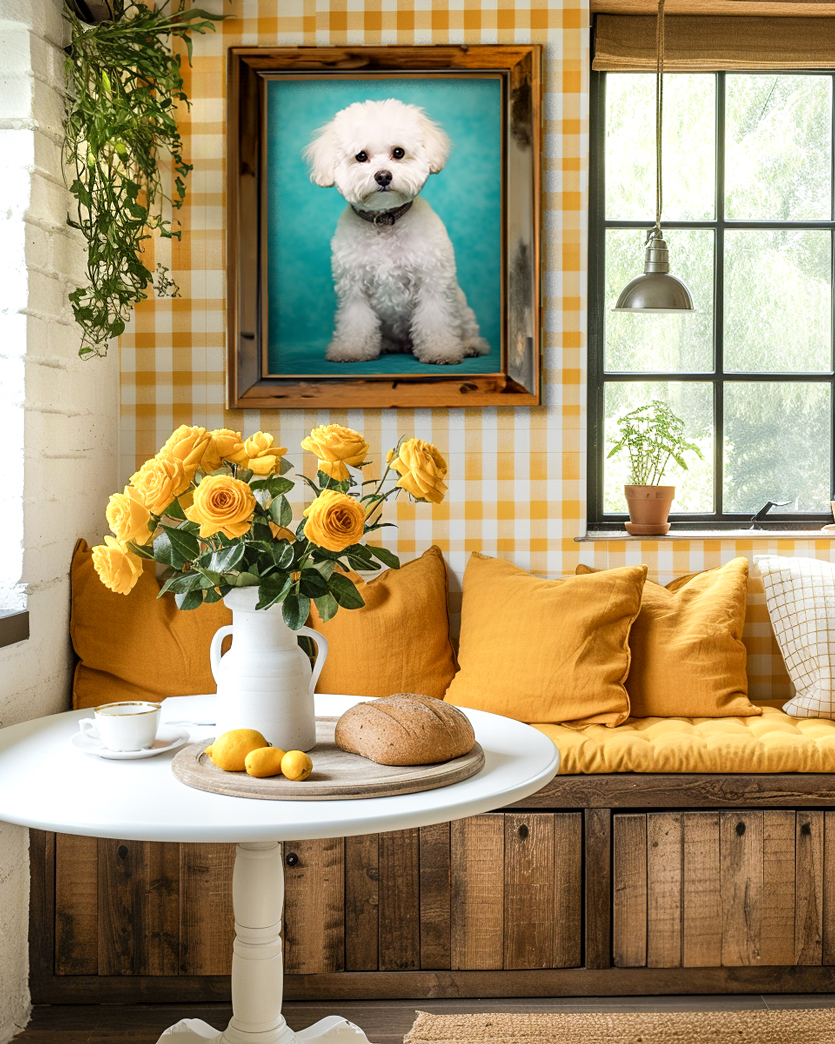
[
  {"left": 281, "top": 749, "right": 313, "bottom": 781},
  {"left": 244, "top": 746, "right": 286, "bottom": 778},
  {"left": 204, "top": 729, "right": 269, "bottom": 772}
]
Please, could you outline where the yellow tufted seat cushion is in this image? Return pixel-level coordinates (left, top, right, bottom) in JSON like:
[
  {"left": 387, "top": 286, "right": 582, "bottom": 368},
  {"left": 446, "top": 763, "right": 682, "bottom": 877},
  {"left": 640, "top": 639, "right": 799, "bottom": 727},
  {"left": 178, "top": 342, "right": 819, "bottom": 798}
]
[{"left": 534, "top": 701, "right": 835, "bottom": 774}]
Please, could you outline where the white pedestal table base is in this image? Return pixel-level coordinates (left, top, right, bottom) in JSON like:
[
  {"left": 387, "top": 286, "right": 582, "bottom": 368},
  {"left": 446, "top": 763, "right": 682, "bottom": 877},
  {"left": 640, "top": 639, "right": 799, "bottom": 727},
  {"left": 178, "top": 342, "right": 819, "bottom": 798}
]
[
  {"left": 155, "top": 842, "right": 376, "bottom": 1044},
  {"left": 157, "top": 1015, "right": 372, "bottom": 1043}
]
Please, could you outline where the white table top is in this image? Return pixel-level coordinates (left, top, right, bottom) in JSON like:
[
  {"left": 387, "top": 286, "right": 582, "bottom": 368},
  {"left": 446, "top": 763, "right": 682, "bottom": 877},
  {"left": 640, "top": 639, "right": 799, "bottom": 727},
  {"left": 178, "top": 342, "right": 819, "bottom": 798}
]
[{"left": 0, "top": 695, "right": 559, "bottom": 843}]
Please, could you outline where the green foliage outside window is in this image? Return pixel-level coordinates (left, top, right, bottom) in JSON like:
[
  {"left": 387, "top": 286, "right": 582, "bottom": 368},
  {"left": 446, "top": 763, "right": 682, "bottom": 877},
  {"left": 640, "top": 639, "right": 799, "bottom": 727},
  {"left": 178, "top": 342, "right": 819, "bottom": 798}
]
[{"left": 601, "top": 72, "right": 835, "bottom": 517}]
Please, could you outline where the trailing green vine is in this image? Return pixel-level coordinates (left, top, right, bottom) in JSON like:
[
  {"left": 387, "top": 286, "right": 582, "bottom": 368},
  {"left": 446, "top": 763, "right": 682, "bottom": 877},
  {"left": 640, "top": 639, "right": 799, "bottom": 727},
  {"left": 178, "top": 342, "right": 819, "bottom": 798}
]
[{"left": 63, "top": 1, "right": 223, "bottom": 356}]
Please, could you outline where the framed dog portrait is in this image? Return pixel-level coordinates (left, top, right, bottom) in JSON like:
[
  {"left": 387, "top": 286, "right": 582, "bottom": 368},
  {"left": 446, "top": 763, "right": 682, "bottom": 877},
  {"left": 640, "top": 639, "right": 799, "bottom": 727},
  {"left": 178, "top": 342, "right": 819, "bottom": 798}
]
[{"left": 227, "top": 46, "right": 541, "bottom": 408}]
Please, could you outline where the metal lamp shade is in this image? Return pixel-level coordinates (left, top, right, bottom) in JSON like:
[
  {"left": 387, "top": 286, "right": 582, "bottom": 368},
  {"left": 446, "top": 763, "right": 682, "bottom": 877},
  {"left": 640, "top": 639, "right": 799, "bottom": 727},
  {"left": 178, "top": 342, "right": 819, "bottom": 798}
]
[{"left": 613, "top": 235, "right": 695, "bottom": 313}]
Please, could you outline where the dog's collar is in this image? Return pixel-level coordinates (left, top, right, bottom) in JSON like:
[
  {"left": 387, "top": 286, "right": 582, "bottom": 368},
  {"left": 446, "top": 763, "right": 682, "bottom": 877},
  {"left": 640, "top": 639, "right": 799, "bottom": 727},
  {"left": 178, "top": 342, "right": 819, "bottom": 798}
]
[{"left": 350, "top": 200, "right": 413, "bottom": 227}]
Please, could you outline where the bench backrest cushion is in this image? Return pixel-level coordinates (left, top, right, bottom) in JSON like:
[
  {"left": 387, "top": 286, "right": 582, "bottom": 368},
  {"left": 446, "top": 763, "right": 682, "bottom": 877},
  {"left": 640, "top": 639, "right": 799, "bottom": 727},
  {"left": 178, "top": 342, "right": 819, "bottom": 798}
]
[
  {"left": 71, "top": 540, "right": 458, "bottom": 708},
  {"left": 757, "top": 554, "right": 835, "bottom": 719},
  {"left": 445, "top": 553, "right": 647, "bottom": 726},
  {"left": 577, "top": 559, "right": 758, "bottom": 719},
  {"left": 307, "top": 545, "right": 458, "bottom": 699},
  {"left": 70, "top": 539, "right": 231, "bottom": 708}
]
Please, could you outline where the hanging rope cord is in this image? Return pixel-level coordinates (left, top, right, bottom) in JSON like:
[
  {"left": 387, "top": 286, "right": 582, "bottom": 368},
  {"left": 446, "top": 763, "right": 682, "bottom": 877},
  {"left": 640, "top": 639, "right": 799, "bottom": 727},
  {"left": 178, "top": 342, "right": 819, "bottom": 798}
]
[{"left": 653, "top": 0, "right": 665, "bottom": 240}]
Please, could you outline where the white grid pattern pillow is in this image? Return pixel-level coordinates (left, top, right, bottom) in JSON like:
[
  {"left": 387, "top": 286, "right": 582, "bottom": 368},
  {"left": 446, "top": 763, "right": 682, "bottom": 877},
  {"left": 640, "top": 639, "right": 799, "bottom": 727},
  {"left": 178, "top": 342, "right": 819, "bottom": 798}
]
[{"left": 755, "top": 555, "right": 835, "bottom": 718}]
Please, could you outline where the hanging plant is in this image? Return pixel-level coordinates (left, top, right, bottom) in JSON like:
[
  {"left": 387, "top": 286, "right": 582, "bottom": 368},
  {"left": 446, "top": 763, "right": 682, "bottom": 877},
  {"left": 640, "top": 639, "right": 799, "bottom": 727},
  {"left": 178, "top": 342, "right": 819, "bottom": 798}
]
[{"left": 63, "top": 0, "right": 223, "bottom": 357}]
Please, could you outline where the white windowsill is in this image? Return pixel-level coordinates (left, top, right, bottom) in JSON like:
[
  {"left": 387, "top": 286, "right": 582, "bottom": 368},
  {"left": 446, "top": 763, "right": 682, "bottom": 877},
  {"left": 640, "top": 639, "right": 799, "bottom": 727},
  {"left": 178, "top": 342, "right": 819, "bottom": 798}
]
[{"left": 578, "top": 530, "right": 835, "bottom": 542}]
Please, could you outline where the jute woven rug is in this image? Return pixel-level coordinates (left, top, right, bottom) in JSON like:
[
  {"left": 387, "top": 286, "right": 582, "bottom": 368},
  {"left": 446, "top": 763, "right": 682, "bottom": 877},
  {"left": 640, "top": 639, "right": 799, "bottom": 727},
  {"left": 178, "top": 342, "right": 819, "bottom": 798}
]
[{"left": 403, "top": 1009, "right": 835, "bottom": 1043}]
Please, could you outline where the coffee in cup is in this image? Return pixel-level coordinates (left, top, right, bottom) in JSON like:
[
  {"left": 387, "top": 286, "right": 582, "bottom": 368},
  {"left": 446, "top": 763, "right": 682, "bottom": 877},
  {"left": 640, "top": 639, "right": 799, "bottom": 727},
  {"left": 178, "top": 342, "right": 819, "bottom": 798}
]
[{"left": 79, "top": 701, "right": 161, "bottom": 752}]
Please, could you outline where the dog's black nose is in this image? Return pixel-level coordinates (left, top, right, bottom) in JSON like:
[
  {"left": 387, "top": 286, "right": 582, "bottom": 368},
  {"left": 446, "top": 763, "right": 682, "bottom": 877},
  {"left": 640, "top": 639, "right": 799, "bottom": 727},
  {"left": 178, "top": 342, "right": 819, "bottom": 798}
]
[{"left": 374, "top": 169, "right": 392, "bottom": 187}]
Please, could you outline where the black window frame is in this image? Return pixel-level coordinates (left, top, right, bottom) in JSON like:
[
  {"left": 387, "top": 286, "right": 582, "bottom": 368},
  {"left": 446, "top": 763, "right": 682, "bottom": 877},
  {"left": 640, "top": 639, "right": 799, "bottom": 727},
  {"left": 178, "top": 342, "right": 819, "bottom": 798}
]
[{"left": 588, "top": 66, "right": 835, "bottom": 532}]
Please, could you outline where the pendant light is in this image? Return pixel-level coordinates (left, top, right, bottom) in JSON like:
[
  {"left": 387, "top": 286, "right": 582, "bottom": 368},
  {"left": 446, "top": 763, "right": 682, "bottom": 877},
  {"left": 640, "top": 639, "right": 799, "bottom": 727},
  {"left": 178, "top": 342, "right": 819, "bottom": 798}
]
[{"left": 613, "top": 0, "right": 695, "bottom": 313}]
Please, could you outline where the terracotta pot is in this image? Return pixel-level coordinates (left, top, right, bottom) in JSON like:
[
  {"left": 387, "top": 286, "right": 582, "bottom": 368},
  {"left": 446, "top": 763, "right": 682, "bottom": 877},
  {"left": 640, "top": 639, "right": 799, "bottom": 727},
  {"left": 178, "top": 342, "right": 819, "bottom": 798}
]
[{"left": 623, "top": 485, "right": 675, "bottom": 536}]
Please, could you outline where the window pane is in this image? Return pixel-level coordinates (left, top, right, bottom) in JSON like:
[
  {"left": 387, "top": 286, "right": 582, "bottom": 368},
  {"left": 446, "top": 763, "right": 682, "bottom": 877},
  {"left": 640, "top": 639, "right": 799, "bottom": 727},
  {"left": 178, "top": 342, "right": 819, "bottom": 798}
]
[
  {"left": 725, "top": 75, "right": 832, "bottom": 222},
  {"left": 723, "top": 382, "right": 831, "bottom": 513},
  {"left": 604, "top": 382, "right": 714, "bottom": 513},
  {"left": 605, "top": 229, "right": 714, "bottom": 372},
  {"left": 724, "top": 229, "right": 831, "bottom": 373},
  {"left": 605, "top": 73, "right": 715, "bottom": 221}
]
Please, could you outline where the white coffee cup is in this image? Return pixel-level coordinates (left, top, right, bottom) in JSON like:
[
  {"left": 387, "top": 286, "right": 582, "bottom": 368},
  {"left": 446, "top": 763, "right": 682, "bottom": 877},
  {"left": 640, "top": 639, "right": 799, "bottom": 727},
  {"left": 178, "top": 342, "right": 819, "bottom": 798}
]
[{"left": 79, "top": 701, "right": 161, "bottom": 752}]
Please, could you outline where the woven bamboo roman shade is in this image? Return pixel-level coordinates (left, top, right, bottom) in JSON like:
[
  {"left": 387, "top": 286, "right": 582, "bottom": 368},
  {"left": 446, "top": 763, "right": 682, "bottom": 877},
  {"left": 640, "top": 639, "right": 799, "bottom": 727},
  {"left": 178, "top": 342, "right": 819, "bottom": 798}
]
[{"left": 593, "top": 13, "right": 835, "bottom": 71}]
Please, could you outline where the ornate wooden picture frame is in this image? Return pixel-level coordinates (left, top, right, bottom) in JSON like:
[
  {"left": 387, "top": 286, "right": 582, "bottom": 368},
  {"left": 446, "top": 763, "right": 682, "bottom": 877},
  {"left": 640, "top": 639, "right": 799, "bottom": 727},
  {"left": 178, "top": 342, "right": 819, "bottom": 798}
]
[{"left": 227, "top": 46, "right": 542, "bottom": 409}]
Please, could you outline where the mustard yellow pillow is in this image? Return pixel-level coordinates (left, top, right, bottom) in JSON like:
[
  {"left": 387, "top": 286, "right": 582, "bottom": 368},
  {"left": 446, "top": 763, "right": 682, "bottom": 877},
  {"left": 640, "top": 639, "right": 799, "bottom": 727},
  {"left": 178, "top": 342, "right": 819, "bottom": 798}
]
[
  {"left": 70, "top": 539, "right": 231, "bottom": 710},
  {"left": 308, "top": 545, "right": 457, "bottom": 699},
  {"left": 444, "top": 553, "right": 647, "bottom": 726},
  {"left": 576, "top": 558, "right": 759, "bottom": 719}
]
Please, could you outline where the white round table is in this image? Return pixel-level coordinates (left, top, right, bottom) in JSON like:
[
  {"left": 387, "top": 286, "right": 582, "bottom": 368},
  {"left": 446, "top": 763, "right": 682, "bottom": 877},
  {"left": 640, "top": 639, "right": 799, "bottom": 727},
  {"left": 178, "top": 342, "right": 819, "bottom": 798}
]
[{"left": 0, "top": 694, "right": 559, "bottom": 1044}]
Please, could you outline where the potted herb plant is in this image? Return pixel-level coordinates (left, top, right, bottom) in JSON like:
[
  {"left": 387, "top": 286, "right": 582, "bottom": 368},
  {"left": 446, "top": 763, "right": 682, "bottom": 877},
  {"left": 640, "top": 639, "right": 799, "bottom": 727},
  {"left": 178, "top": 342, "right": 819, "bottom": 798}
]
[{"left": 607, "top": 400, "right": 703, "bottom": 535}]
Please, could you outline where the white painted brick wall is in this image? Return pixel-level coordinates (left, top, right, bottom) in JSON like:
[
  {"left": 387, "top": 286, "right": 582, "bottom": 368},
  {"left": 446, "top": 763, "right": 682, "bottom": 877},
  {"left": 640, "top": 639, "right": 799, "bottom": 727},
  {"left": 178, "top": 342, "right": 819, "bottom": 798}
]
[{"left": 0, "top": 0, "right": 120, "bottom": 1038}]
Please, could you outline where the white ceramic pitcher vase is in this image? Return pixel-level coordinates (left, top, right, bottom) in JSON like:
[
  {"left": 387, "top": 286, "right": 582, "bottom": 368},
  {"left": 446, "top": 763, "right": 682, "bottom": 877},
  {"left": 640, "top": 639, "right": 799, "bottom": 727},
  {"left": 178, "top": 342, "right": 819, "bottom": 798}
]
[{"left": 209, "top": 587, "right": 328, "bottom": 752}]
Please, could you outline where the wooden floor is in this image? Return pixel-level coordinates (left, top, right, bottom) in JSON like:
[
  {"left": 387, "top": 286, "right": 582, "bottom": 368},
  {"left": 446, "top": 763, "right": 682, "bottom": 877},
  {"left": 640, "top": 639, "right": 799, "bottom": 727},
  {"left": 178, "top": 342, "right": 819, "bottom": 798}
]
[{"left": 16, "top": 996, "right": 835, "bottom": 1043}]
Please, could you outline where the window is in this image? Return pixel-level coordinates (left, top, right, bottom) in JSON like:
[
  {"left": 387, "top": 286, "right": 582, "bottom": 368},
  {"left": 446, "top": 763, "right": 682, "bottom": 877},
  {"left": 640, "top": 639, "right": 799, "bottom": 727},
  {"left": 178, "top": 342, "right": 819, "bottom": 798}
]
[
  {"left": 589, "top": 70, "right": 835, "bottom": 528},
  {"left": 0, "top": 65, "right": 29, "bottom": 631}
]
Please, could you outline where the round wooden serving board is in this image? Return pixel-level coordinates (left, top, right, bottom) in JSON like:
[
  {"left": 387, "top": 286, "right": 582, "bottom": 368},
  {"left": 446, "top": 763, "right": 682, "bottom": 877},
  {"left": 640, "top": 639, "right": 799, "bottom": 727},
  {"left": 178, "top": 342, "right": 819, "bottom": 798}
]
[{"left": 172, "top": 717, "right": 485, "bottom": 801}]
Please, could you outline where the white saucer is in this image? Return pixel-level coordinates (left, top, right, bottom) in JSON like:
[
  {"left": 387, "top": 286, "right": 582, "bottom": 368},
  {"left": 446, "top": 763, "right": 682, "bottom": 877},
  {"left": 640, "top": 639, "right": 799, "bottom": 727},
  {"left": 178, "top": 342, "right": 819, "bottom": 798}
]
[{"left": 71, "top": 726, "right": 191, "bottom": 761}]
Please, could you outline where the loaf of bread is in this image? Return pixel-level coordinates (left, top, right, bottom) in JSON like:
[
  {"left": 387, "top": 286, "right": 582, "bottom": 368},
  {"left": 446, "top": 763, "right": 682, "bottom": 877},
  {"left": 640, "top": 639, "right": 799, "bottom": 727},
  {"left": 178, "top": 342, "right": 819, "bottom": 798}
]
[{"left": 334, "top": 693, "right": 475, "bottom": 766}]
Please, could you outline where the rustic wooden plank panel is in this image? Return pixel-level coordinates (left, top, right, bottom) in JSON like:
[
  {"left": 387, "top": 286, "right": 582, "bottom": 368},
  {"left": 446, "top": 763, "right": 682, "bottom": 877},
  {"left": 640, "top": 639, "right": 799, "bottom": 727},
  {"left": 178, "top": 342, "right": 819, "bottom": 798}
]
[
  {"left": 179, "top": 844, "right": 235, "bottom": 976},
  {"left": 419, "top": 823, "right": 451, "bottom": 970},
  {"left": 98, "top": 840, "right": 149, "bottom": 976},
  {"left": 647, "top": 813, "right": 682, "bottom": 969},
  {"left": 720, "top": 811, "right": 763, "bottom": 966},
  {"left": 613, "top": 814, "right": 647, "bottom": 969},
  {"left": 344, "top": 834, "right": 379, "bottom": 972},
  {"left": 378, "top": 829, "right": 420, "bottom": 971},
  {"left": 284, "top": 839, "right": 345, "bottom": 975},
  {"left": 509, "top": 773, "right": 835, "bottom": 810},
  {"left": 55, "top": 834, "right": 99, "bottom": 976},
  {"left": 823, "top": 811, "right": 835, "bottom": 965},
  {"left": 451, "top": 815, "right": 504, "bottom": 970},
  {"left": 29, "top": 830, "right": 57, "bottom": 997},
  {"left": 503, "top": 814, "right": 555, "bottom": 970},
  {"left": 585, "top": 808, "right": 612, "bottom": 970},
  {"left": 36, "top": 962, "right": 835, "bottom": 1006},
  {"left": 553, "top": 812, "right": 583, "bottom": 969},
  {"left": 795, "top": 811, "right": 824, "bottom": 965},
  {"left": 682, "top": 813, "right": 721, "bottom": 969},
  {"left": 760, "top": 810, "right": 795, "bottom": 967},
  {"left": 144, "top": 843, "right": 180, "bottom": 976}
]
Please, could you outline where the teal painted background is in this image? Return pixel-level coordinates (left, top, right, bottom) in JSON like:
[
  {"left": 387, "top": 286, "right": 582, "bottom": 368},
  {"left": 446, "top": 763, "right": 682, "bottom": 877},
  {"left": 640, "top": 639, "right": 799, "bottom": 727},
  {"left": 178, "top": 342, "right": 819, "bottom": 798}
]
[{"left": 265, "top": 77, "right": 502, "bottom": 376}]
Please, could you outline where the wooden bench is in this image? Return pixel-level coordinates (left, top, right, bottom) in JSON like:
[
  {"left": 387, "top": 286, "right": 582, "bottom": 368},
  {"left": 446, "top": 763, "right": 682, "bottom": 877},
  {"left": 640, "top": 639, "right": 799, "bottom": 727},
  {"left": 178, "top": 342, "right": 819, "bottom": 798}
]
[{"left": 30, "top": 771, "right": 835, "bottom": 1002}]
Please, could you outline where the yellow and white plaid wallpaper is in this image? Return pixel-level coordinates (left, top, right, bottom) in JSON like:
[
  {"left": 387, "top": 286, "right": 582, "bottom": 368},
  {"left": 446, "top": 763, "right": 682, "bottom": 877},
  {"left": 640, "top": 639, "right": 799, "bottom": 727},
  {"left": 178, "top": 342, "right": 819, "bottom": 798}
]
[{"left": 118, "top": 0, "right": 833, "bottom": 698}]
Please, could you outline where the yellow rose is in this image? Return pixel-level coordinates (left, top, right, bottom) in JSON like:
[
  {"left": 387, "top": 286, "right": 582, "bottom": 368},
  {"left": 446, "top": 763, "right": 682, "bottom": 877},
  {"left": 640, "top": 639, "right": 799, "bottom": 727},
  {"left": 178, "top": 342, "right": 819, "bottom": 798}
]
[
  {"left": 105, "top": 485, "right": 154, "bottom": 546},
  {"left": 185, "top": 474, "right": 256, "bottom": 539},
  {"left": 390, "top": 439, "right": 448, "bottom": 504},
  {"left": 130, "top": 453, "right": 189, "bottom": 515},
  {"left": 201, "top": 428, "right": 247, "bottom": 472},
  {"left": 303, "top": 490, "right": 365, "bottom": 552},
  {"left": 269, "top": 523, "right": 296, "bottom": 542},
  {"left": 301, "top": 424, "right": 369, "bottom": 481},
  {"left": 243, "top": 431, "right": 288, "bottom": 476},
  {"left": 159, "top": 425, "right": 210, "bottom": 482},
  {"left": 92, "top": 536, "right": 143, "bottom": 595}
]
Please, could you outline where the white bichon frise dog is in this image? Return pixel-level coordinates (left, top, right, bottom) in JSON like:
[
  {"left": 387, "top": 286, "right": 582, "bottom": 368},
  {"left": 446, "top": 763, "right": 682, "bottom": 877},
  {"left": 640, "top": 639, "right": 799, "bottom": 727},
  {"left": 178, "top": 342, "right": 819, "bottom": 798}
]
[{"left": 303, "top": 98, "right": 490, "bottom": 366}]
